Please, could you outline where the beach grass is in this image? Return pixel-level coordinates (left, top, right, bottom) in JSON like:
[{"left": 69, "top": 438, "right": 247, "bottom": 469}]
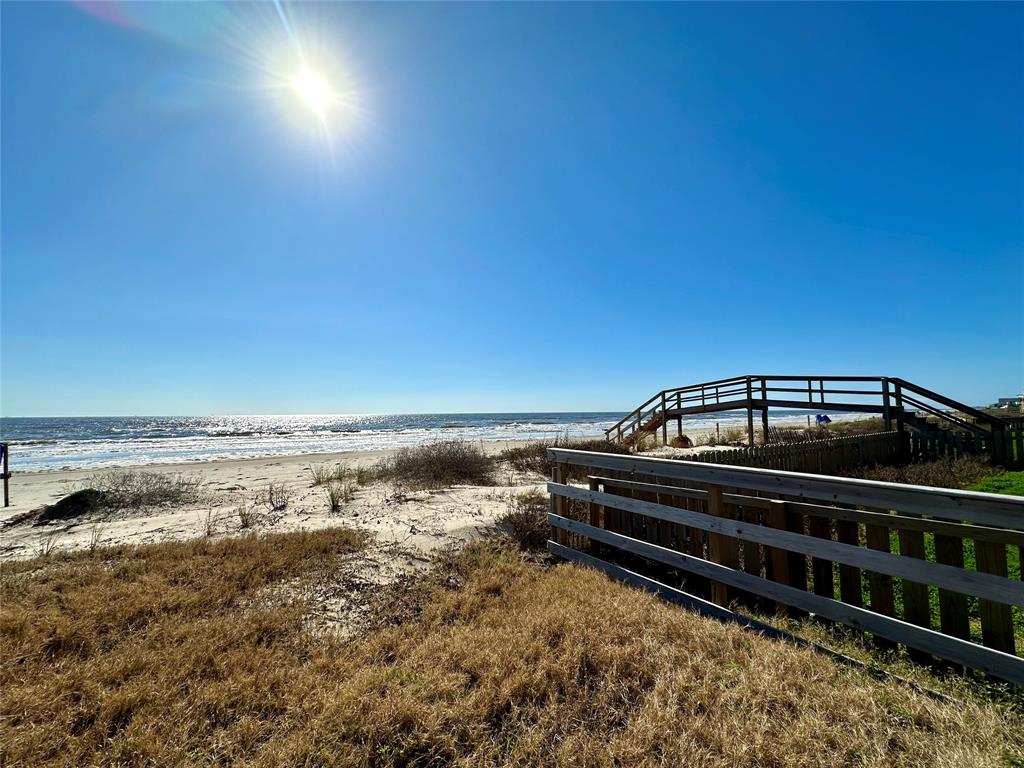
[
  {"left": 374, "top": 439, "right": 497, "bottom": 489},
  {"left": 494, "top": 488, "right": 549, "bottom": 551},
  {"left": 497, "top": 436, "right": 631, "bottom": 476},
  {"left": 2, "top": 530, "right": 1018, "bottom": 767},
  {"left": 85, "top": 469, "right": 203, "bottom": 510}
]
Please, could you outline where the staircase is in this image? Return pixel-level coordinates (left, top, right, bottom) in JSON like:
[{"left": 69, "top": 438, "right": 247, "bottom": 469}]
[{"left": 607, "top": 375, "right": 1020, "bottom": 465}]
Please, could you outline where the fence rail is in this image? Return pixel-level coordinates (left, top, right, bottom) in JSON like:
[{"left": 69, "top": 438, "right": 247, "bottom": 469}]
[
  {"left": 546, "top": 448, "right": 1024, "bottom": 683},
  {"left": 685, "top": 431, "right": 900, "bottom": 474}
]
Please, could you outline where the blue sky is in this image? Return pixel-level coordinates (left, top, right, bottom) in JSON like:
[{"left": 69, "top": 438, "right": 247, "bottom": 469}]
[{"left": 2, "top": 2, "right": 1021, "bottom": 416}]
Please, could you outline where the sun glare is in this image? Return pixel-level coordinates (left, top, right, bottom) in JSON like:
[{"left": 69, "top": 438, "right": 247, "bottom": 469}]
[{"left": 291, "top": 66, "right": 334, "bottom": 116}]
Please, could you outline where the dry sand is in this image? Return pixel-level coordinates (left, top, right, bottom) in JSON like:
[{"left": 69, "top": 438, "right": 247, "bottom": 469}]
[
  {"left": 0, "top": 427, "right": 777, "bottom": 635},
  {"left": 0, "top": 427, "right": 754, "bottom": 565},
  {"left": 0, "top": 441, "right": 555, "bottom": 562}
]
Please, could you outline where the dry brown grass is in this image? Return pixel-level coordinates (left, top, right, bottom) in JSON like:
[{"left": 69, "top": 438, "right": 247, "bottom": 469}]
[
  {"left": 1, "top": 532, "right": 1017, "bottom": 767},
  {"left": 375, "top": 440, "right": 497, "bottom": 489},
  {"left": 498, "top": 437, "right": 632, "bottom": 477}
]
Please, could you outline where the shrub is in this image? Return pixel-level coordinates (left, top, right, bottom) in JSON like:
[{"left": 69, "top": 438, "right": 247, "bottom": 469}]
[
  {"left": 375, "top": 440, "right": 496, "bottom": 490},
  {"left": 699, "top": 426, "right": 748, "bottom": 447},
  {"left": 259, "top": 483, "right": 290, "bottom": 512},
  {"left": 627, "top": 432, "right": 660, "bottom": 452},
  {"left": 496, "top": 490, "right": 549, "bottom": 551},
  {"left": 824, "top": 417, "right": 889, "bottom": 437},
  {"left": 840, "top": 456, "right": 1001, "bottom": 489},
  {"left": 78, "top": 470, "right": 203, "bottom": 510},
  {"left": 497, "top": 443, "right": 551, "bottom": 475},
  {"left": 498, "top": 437, "right": 631, "bottom": 477}
]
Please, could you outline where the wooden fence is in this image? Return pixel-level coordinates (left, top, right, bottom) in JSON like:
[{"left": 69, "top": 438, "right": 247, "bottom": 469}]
[
  {"left": 907, "top": 427, "right": 1024, "bottom": 467},
  {"left": 546, "top": 448, "right": 1024, "bottom": 683},
  {"left": 690, "top": 431, "right": 900, "bottom": 474},
  {"left": 683, "top": 428, "right": 1023, "bottom": 472}
]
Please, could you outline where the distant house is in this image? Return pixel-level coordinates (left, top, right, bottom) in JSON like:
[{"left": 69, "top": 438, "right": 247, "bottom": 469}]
[{"left": 995, "top": 396, "right": 1022, "bottom": 408}]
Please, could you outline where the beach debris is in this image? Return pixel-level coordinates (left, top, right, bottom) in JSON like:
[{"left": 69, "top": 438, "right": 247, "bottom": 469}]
[{"left": 33, "top": 489, "right": 109, "bottom": 526}]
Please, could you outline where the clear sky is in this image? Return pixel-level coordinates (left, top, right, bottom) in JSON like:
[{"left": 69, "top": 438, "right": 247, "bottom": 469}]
[{"left": 2, "top": 1, "right": 1022, "bottom": 416}]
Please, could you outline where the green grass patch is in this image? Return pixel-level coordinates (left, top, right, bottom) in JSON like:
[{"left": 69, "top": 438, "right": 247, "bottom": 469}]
[{"left": 968, "top": 471, "right": 1024, "bottom": 497}]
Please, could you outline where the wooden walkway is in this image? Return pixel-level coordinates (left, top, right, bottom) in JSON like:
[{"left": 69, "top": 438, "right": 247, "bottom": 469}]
[
  {"left": 606, "top": 375, "right": 1021, "bottom": 466},
  {"left": 547, "top": 448, "right": 1024, "bottom": 683}
]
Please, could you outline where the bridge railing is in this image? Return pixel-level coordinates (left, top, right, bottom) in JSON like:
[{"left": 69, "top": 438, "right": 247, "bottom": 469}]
[
  {"left": 605, "top": 376, "right": 1014, "bottom": 461},
  {"left": 547, "top": 448, "right": 1024, "bottom": 683}
]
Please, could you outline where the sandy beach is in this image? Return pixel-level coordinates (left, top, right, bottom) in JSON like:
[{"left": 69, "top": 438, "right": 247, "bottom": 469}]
[
  {"left": 0, "top": 421, "right": 809, "bottom": 562},
  {"left": 0, "top": 440, "right": 556, "bottom": 562}
]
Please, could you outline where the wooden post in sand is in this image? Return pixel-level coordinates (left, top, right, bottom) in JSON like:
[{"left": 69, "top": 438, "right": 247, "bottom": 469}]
[{"left": 1, "top": 443, "right": 9, "bottom": 507}]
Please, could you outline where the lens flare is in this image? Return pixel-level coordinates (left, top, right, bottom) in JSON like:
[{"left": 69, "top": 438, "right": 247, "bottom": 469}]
[{"left": 291, "top": 66, "right": 334, "bottom": 116}]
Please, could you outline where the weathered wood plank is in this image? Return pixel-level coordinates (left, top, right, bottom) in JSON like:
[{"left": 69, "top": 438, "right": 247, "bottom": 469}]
[
  {"left": 836, "top": 519, "right": 862, "bottom": 607},
  {"left": 809, "top": 515, "right": 834, "bottom": 599},
  {"left": 865, "top": 523, "right": 896, "bottom": 648},
  {"left": 589, "top": 475, "right": 1024, "bottom": 547},
  {"left": 898, "top": 527, "right": 933, "bottom": 663},
  {"left": 549, "top": 483, "right": 1024, "bottom": 607},
  {"left": 898, "top": 528, "right": 932, "bottom": 630},
  {"left": 976, "top": 541, "right": 1016, "bottom": 655},
  {"left": 934, "top": 534, "right": 971, "bottom": 641},
  {"left": 551, "top": 464, "right": 568, "bottom": 546},
  {"left": 549, "top": 449, "right": 1024, "bottom": 527},
  {"left": 548, "top": 514, "right": 1024, "bottom": 683},
  {"left": 764, "top": 500, "right": 793, "bottom": 614},
  {"left": 706, "top": 484, "right": 737, "bottom": 606}
]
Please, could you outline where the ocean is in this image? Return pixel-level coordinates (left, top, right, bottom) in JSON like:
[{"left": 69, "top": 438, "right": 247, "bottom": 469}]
[{"left": 0, "top": 409, "right": 867, "bottom": 472}]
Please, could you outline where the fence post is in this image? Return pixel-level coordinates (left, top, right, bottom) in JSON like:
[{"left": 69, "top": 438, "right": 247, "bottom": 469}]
[
  {"left": 897, "top": 524, "right": 932, "bottom": 664},
  {"left": 745, "top": 377, "right": 755, "bottom": 447},
  {"left": 550, "top": 463, "right": 568, "bottom": 547},
  {"left": 865, "top": 523, "right": 896, "bottom": 648},
  {"left": 835, "top": 516, "right": 862, "bottom": 607},
  {"left": 706, "top": 483, "right": 738, "bottom": 607},
  {"left": 933, "top": 534, "right": 970, "bottom": 642},
  {"left": 881, "top": 378, "right": 892, "bottom": 431},
  {"left": 764, "top": 500, "right": 792, "bottom": 614},
  {"left": 1, "top": 443, "right": 8, "bottom": 508},
  {"left": 661, "top": 391, "right": 668, "bottom": 446},
  {"left": 587, "top": 477, "right": 603, "bottom": 555},
  {"left": 976, "top": 541, "right": 1015, "bottom": 654}
]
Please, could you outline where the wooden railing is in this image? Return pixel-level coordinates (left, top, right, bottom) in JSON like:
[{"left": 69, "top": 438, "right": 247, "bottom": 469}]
[
  {"left": 605, "top": 376, "right": 1016, "bottom": 464},
  {"left": 546, "top": 448, "right": 1024, "bottom": 683}
]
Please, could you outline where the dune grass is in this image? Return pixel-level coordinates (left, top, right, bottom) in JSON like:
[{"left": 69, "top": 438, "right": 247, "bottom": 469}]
[
  {"left": 495, "top": 488, "right": 549, "bottom": 551},
  {"left": 497, "top": 436, "right": 631, "bottom": 477},
  {"left": 2, "top": 530, "right": 1019, "bottom": 767},
  {"left": 374, "top": 440, "right": 497, "bottom": 489}
]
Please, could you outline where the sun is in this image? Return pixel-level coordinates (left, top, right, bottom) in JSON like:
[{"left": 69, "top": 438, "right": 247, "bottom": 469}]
[{"left": 290, "top": 66, "right": 334, "bottom": 116}]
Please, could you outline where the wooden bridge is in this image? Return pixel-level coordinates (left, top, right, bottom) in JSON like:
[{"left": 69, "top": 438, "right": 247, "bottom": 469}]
[{"left": 606, "top": 375, "right": 1018, "bottom": 464}]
